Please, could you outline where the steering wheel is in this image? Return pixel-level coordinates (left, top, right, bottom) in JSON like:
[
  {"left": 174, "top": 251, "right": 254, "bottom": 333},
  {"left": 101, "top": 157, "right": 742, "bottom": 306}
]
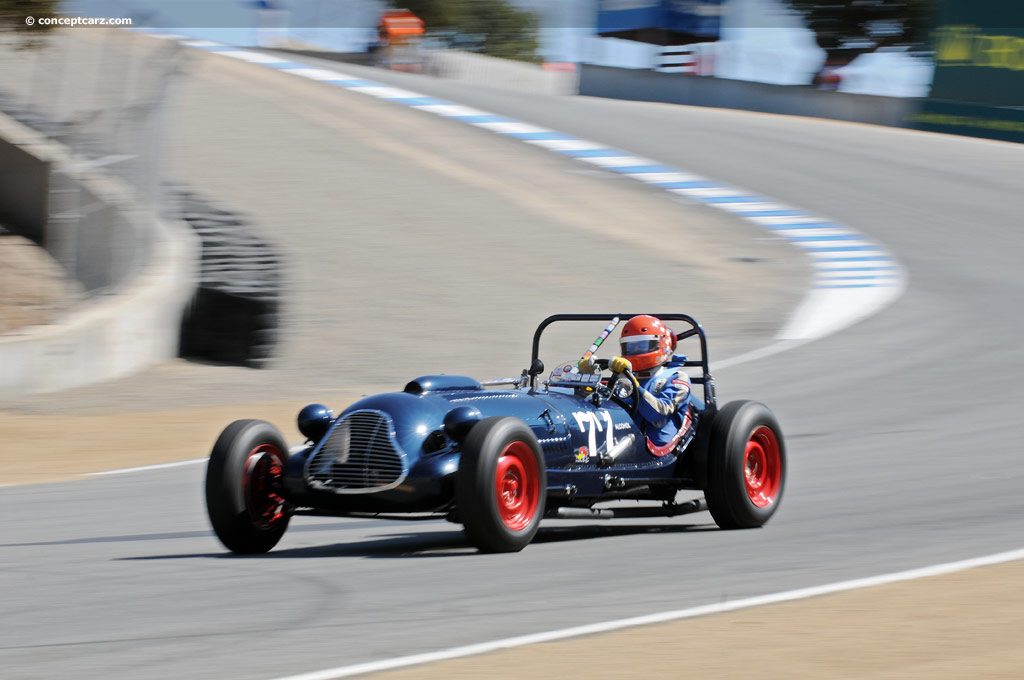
[{"left": 606, "top": 366, "right": 641, "bottom": 418}]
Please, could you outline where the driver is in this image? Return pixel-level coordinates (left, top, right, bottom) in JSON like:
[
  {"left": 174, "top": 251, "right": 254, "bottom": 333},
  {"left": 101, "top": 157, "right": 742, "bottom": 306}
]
[{"left": 611, "top": 315, "right": 693, "bottom": 457}]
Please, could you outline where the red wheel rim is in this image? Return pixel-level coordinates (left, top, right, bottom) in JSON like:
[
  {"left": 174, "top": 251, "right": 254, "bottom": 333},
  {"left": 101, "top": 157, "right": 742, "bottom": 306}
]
[
  {"left": 244, "top": 444, "right": 286, "bottom": 529},
  {"left": 494, "top": 441, "right": 540, "bottom": 531},
  {"left": 744, "top": 426, "right": 781, "bottom": 508}
]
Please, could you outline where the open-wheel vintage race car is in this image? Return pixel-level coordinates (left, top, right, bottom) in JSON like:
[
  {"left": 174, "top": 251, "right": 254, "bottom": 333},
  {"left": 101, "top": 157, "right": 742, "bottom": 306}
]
[{"left": 205, "top": 313, "right": 786, "bottom": 553}]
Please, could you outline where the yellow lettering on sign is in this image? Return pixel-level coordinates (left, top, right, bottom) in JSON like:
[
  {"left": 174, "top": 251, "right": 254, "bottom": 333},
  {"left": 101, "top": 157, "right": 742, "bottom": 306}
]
[
  {"left": 935, "top": 25, "right": 977, "bottom": 64},
  {"left": 1010, "top": 38, "right": 1024, "bottom": 70},
  {"left": 975, "top": 36, "right": 999, "bottom": 67},
  {"left": 907, "top": 112, "right": 1024, "bottom": 133},
  {"left": 934, "top": 25, "right": 1024, "bottom": 71}
]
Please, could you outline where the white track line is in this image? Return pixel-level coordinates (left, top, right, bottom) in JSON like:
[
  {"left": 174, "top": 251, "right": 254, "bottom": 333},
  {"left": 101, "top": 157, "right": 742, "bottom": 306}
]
[
  {"left": 82, "top": 445, "right": 308, "bottom": 477},
  {"left": 85, "top": 459, "right": 206, "bottom": 476},
  {"left": 268, "top": 547, "right": 1024, "bottom": 680},
  {"left": 710, "top": 339, "right": 806, "bottom": 371}
]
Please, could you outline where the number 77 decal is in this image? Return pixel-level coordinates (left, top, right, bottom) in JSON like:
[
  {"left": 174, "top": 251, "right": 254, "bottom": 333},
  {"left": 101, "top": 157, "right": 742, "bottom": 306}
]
[{"left": 572, "top": 410, "right": 615, "bottom": 459}]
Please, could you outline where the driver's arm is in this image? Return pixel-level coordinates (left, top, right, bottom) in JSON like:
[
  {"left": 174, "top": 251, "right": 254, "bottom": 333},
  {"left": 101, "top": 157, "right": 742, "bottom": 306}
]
[{"left": 637, "top": 371, "right": 691, "bottom": 424}]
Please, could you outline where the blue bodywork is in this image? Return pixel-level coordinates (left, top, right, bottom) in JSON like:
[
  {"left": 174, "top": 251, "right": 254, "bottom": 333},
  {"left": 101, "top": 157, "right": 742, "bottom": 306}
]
[
  {"left": 283, "top": 375, "right": 705, "bottom": 514},
  {"left": 281, "top": 314, "right": 717, "bottom": 518}
]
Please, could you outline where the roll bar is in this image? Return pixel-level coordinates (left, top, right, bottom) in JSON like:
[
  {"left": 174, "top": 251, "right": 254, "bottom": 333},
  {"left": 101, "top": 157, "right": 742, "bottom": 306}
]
[{"left": 529, "top": 313, "right": 716, "bottom": 406}]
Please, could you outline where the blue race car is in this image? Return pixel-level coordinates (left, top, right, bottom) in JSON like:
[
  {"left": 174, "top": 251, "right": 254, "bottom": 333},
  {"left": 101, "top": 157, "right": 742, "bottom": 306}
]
[{"left": 205, "top": 313, "right": 786, "bottom": 553}]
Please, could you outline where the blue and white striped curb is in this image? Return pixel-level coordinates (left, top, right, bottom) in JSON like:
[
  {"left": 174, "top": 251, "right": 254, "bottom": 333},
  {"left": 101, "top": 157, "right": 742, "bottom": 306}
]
[{"left": 150, "top": 33, "right": 906, "bottom": 342}]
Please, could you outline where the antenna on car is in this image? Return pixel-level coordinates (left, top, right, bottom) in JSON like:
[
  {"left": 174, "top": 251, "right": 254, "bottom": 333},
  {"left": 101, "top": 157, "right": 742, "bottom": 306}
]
[{"left": 578, "top": 316, "right": 621, "bottom": 368}]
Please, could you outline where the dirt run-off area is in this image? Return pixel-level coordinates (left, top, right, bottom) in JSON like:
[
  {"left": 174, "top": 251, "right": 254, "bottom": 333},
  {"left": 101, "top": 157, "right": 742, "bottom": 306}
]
[{"left": 0, "top": 230, "right": 78, "bottom": 334}]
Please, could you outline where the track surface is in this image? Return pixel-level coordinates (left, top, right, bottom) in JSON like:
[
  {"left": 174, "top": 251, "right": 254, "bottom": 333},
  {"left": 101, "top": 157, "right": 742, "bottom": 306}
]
[{"left": 4, "top": 51, "right": 1024, "bottom": 679}]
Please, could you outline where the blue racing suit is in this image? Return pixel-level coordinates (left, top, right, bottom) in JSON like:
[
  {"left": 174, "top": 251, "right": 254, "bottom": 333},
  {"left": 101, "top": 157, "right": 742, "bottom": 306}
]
[{"left": 634, "top": 356, "right": 693, "bottom": 457}]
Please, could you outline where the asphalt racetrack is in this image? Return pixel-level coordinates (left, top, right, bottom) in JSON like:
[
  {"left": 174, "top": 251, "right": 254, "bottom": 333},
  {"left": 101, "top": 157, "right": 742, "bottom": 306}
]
[{"left": 3, "top": 44, "right": 1024, "bottom": 679}]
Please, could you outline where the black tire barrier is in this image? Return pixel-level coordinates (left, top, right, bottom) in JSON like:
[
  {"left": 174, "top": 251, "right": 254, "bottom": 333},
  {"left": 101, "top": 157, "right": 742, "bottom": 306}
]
[{"left": 172, "top": 188, "right": 282, "bottom": 368}]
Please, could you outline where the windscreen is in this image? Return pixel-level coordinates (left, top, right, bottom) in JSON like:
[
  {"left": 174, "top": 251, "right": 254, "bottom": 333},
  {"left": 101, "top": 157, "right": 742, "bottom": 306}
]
[{"left": 548, "top": 360, "right": 601, "bottom": 387}]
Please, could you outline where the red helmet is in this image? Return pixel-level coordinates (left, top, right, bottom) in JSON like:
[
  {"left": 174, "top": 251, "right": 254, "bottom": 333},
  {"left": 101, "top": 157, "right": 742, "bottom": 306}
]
[{"left": 619, "top": 315, "right": 675, "bottom": 372}]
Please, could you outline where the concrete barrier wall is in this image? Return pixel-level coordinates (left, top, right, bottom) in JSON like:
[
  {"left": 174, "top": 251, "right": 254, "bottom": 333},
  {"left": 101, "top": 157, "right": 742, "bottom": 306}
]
[
  {"left": 272, "top": 47, "right": 371, "bottom": 67},
  {"left": 427, "top": 50, "right": 577, "bottom": 96},
  {"left": 46, "top": 168, "right": 154, "bottom": 293},
  {"left": 579, "top": 64, "right": 922, "bottom": 128},
  {"left": 0, "top": 217, "right": 197, "bottom": 396},
  {"left": 0, "top": 112, "right": 198, "bottom": 397},
  {"left": 0, "top": 114, "right": 151, "bottom": 294},
  {"left": 272, "top": 47, "right": 577, "bottom": 96}
]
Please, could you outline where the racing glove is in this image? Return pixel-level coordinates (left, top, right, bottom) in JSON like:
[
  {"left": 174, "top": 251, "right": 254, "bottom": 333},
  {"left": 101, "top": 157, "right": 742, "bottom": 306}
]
[
  {"left": 578, "top": 356, "right": 600, "bottom": 374},
  {"left": 609, "top": 356, "right": 632, "bottom": 374}
]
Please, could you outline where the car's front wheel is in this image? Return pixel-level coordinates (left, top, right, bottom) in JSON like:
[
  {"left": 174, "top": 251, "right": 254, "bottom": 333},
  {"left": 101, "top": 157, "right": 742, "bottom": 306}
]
[
  {"left": 457, "top": 417, "right": 547, "bottom": 553},
  {"left": 205, "top": 419, "right": 291, "bottom": 554},
  {"left": 704, "top": 401, "right": 786, "bottom": 529}
]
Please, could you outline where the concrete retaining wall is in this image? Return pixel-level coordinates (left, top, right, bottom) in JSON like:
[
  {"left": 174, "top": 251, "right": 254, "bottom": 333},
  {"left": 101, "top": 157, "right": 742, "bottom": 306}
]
[
  {"left": 0, "top": 113, "right": 152, "bottom": 294},
  {"left": 46, "top": 168, "right": 158, "bottom": 293},
  {"left": 0, "top": 112, "right": 198, "bottom": 397},
  {"left": 0, "top": 218, "right": 196, "bottom": 396},
  {"left": 579, "top": 64, "right": 921, "bottom": 128},
  {"left": 271, "top": 47, "right": 577, "bottom": 96},
  {"left": 272, "top": 47, "right": 371, "bottom": 67},
  {"left": 426, "top": 50, "right": 577, "bottom": 96}
]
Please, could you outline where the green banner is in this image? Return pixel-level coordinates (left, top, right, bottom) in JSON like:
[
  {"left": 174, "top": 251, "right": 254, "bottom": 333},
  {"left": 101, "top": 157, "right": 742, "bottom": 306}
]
[
  {"left": 918, "top": 1, "right": 1024, "bottom": 142},
  {"left": 929, "top": 1, "right": 1024, "bottom": 107}
]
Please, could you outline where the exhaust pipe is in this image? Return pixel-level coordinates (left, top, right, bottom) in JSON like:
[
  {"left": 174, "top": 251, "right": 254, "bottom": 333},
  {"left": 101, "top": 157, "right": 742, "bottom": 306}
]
[
  {"left": 549, "top": 498, "right": 707, "bottom": 520},
  {"left": 599, "top": 434, "right": 635, "bottom": 467}
]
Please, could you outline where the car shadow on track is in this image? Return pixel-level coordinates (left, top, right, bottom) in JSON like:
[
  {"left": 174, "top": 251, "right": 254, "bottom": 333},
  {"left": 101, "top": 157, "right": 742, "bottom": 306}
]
[
  {"left": 537, "top": 521, "right": 715, "bottom": 546},
  {"left": 118, "top": 521, "right": 716, "bottom": 560},
  {"left": 4, "top": 519, "right": 385, "bottom": 550}
]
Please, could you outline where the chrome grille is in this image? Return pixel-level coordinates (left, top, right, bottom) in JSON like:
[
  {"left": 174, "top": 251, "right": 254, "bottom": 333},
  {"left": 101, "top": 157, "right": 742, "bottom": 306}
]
[{"left": 305, "top": 410, "right": 406, "bottom": 493}]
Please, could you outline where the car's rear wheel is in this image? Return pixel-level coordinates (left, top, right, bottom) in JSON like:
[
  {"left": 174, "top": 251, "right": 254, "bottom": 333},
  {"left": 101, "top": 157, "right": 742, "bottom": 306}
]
[
  {"left": 206, "top": 419, "right": 291, "bottom": 554},
  {"left": 457, "top": 417, "right": 546, "bottom": 553},
  {"left": 704, "top": 401, "right": 785, "bottom": 529}
]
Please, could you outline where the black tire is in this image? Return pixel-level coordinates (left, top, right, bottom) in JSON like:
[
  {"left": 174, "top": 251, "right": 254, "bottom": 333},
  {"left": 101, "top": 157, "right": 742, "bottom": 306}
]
[
  {"left": 205, "top": 419, "right": 291, "bottom": 554},
  {"left": 705, "top": 401, "right": 786, "bottom": 529},
  {"left": 457, "top": 417, "right": 547, "bottom": 553}
]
